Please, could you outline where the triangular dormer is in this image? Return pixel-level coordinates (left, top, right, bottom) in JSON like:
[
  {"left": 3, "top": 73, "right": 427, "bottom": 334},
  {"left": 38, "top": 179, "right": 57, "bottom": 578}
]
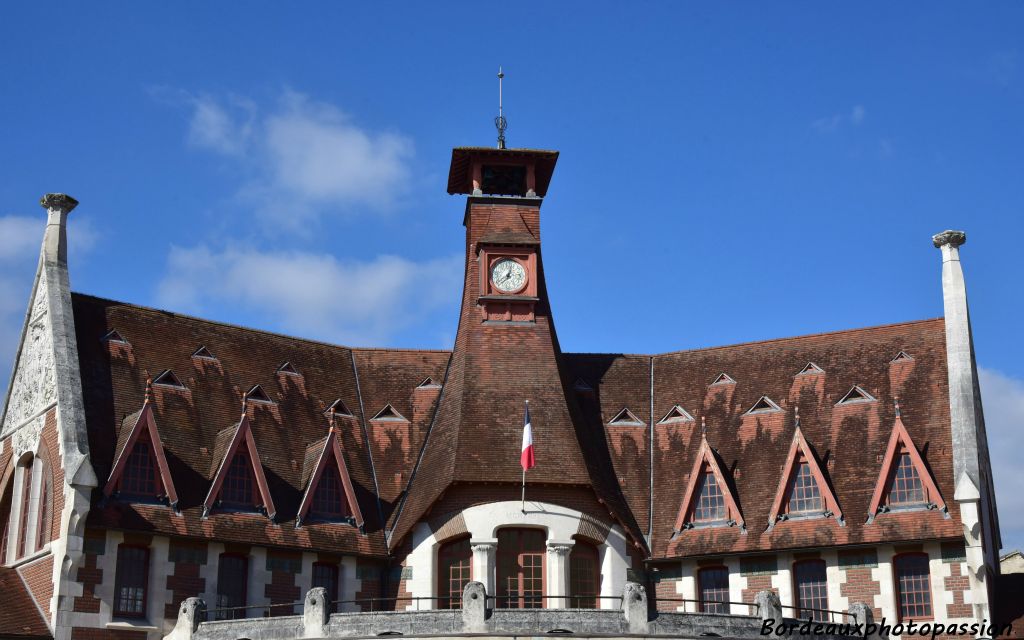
[
  {"left": 277, "top": 361, "right": 300, "bottom": 376},
  {"left": 101, "top": 329, "right": 129, "bottom": 345},
  {"left": 866, "top": 405, "right": 946, "bottom": 522},
  {"left": 296, "top": 426, "right": 364, "bottom": 529},
  {"left": 658, "top": 405, "right": 694, "bottom": 425},
  {"left": 245, "top": 384, "right": 274, "bottom": 404},
  {"left": 797, "top": 362, "right": 824, "bottom": 376},
  {"left": 573, "top": 378, "right": 594, "bottom": 392},
  {"left": 203, "top": 413, "right": 277, "bottom": 519},
  {"left": 416, "top": 377, "right": 441, "bottom": 389},
  {"left": 766, "top": 427, "right": 843, "bottom": 529},
  {"left": 711, "top": 373, "right": 736, "bottom": 386},
  {"left": 103, "top": 386, "right": 179, "bottom": 509},
  {"left": 746, "top": 396, "right": 782, "bottom": 414},
  {"left": 192, "top": 346, "right": 217, "bottom": 360},
  {"left": 370, "top": 404, "right": 407, "bottom": 422},
  {"left": 674, "top": 433, "right": 744, "bottom": 532},
  {"left": 837, "top": 385, "right": 875, "bottom": 405},
  {"left": 608, "top": 408, "right": 644, "bottom": 426},
  {"left": 325, "top": 399, "right": 353, "bottom": 418},
  {"left": 891, "top": 351, "right": 914, "bottom": 363},
  {"left": 152, "top": 369, "right": 186, "bottom": 389}
]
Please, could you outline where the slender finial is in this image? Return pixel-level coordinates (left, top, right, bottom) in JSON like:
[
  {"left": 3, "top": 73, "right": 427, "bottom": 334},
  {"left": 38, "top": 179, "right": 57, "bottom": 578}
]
[
  {"left": 496, "top": 66, "right": 507, "bottom": 150},
  {"left": 241, "top": 394, "right": 248, "bottom": 418},
  {"left": 794, "top": 406, "right": 800, "bottom": 429},
  {"left": 701, "top": 416, "right": 707, "bottom": 436},
  {"left": 894, "top": 399, "right": 901, "bottom": 417},
  {"left": 328, "top": 410, "right": 336, "bottom": 433},
  {"left": 144, "top": 377, "right": 153, "bottom": 405}
]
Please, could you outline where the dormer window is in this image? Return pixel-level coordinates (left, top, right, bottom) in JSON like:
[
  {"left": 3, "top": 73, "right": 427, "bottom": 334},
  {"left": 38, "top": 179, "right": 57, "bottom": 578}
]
[
  {"left": 692, "top": 470, "right": 727, "bottom": 524},
  {"left": 120, "top": 434, "right": 157, "bottom": 499},
  {"left": 310, "top": 466, "right": 349, "bottom": 521},
  {"left": 153, "top": 369, "right": 186, "bottom": 389},
  {"left": 888, "top": 450, "right": 925, "bottom": 507},
  {"left": 787, "top": 460, "right": 823, "bottom": 515},
  {"left": 220, "top": 453, "right": 257, "bottom": 511}
]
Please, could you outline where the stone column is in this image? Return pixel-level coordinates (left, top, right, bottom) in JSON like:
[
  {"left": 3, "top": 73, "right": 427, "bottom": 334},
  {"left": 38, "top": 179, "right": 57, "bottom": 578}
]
[
  {"left": 470, "top": 539, "right": 497, "bottom": 602},
  {"left": 546, "top": 540, "right": 574, "bottom": 608},
  {"left": 933, "top": 230, "right": 993, "bottom": 621}
]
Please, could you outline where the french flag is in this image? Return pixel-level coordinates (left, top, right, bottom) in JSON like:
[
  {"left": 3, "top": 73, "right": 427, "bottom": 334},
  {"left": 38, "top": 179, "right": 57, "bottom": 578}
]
[{"left": 521, "top": 401, "right": 536, "bottom": 471}]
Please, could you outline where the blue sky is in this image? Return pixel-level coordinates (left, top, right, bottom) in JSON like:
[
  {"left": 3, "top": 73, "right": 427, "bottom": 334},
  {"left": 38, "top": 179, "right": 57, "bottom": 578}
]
[{"left": 2, "top": 3, "right": 1023, "bottom": 551}]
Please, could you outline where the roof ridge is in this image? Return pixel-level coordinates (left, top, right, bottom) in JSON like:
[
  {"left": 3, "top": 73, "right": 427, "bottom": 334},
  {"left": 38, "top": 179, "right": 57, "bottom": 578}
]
[
  {"left": 72, "top": 291, "right": 452, "bottom": 355},
  {"left": 562, "top": 317, "right": 944, "bottom": 359}
]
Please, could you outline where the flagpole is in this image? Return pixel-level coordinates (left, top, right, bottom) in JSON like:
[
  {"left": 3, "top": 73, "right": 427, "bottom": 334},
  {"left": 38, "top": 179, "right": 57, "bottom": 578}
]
[{"left": 522, "top": 400, "right": 529, "bottom": 513}]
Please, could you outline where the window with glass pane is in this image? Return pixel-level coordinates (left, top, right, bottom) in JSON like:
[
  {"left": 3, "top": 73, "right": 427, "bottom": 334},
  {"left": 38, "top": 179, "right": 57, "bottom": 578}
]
[
  {"left": 793, "top": 560, "right": 828, "bottom": 621},
  {"left": 312, "top": 563, "right": 339, "bottom": 613},
  {"left": 697, "top": 567, "right": 729, "bottom": 613},
  {"left": 121, "top": 435, "right": 157, "bottom": 498},
  {"left": 311, "top": 465, "right": 349, "bottom": 520},
  {"left": 220, "top": 453, "right": 255, "bottom": 510},
  {"left": 788, "top": 461, "right": 823, "bottom": 514},
  {"left": 569, "top": 543, "right": 600, "bottom": 608},
  {"left": 17, "top": 463, "right": 32, "bottom": 558},
  {"left": 894, "top": 554, "right": 932, "bottom": 620},
  {"left": 0, "top": 483, "right": 11, "bottom": 563},
  {"left": 35, "top": 470, "right": 49, "bottom": 549},
  {"left": 437, "top": 537, "right": 472, "bottom": 609},
  {"left": 496, "top": 529, "right": 545, "bottom": 609},
  {"left": 216, "top": 554, "right": 248, "bottom": 619},
  {"left": 692, "top": 469, "right": 726, "bottom": 523},
  {"left": 113, "top": 545, "right": 149, "bottom": 617},
  {"left": 888, "top": 451, "right": 925, "bottom": 506}
]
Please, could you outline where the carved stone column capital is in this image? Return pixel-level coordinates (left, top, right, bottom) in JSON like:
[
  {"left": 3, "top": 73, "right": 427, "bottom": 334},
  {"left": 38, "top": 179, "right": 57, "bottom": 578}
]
[
  {"left": 39, "top": 193, "right": 78, "bottom": 214},
  {"left": 932, "top": 229, "right": 966, "bottom": 249},
  {"left": 546, "top": 540, "right": 574, "bottom": 556}
]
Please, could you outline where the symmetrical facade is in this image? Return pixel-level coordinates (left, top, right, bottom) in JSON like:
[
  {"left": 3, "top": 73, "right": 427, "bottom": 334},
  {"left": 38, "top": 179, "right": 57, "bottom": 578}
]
[{"left": 0, "top": 146, "right": 1008, "bottom": 640}]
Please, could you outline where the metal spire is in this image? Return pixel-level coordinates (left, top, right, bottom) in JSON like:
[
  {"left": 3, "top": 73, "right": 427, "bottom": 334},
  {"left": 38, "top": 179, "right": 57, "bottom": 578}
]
[{"left": 496, "top": 66, "right": 507, "bottom": 149}]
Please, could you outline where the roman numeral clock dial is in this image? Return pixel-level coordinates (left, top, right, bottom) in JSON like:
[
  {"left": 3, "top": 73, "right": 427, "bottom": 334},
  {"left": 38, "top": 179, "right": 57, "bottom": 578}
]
[{"left": 491, "top": 258, "right": 526, "bottom": 293}]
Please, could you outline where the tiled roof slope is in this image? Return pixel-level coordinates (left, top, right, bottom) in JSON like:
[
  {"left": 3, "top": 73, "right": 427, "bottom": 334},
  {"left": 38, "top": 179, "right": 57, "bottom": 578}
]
[
  {"left": 645, "top": 318, "right": 959, "bottom": 559},
  {"left": 72, "top": 293, "right": 443, "bottom": 558},
  {"left": 0, "top": 567, "right": 51, "bottom": 638}
]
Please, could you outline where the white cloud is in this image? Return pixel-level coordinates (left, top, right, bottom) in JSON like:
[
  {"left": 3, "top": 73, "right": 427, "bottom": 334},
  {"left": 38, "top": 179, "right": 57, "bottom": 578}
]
[
  {"left": 156, "top": 244, "right": 461, "bottom": 346},
  {"left": 178, "top": 90, "right": 414, "bottom": 230},
  {"left": 811, "top": 105, "right": 866, "bottom": 132},
  {"left": 979, "top": 367, "right": 1024, "bottom": 553}
]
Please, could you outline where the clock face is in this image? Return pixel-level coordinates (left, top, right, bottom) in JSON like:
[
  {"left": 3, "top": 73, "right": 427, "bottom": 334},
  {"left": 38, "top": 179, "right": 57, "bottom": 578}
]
[{"left": 491, "top": 258, "right": 527, "bottom": 293}]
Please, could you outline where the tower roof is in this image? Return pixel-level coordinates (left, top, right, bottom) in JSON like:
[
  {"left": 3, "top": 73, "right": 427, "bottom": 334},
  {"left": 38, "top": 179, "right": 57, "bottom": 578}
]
[{"left": 447, "top": 147, "right": 559, "bottom": 197}]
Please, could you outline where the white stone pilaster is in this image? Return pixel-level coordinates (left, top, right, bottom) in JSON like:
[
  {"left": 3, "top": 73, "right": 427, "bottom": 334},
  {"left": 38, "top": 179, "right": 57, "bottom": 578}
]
[
  {"left": 470, "top": 539, "right": 497, "bottom": 599},
  {"left": 546, "top": 539, "right": 574, "bottom": 608}
]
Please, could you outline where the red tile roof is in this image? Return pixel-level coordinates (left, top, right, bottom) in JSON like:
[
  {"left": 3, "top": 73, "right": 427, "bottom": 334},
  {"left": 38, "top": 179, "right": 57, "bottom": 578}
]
[{"left": 0, "top": 567, "right": 50, "bottom": 638}]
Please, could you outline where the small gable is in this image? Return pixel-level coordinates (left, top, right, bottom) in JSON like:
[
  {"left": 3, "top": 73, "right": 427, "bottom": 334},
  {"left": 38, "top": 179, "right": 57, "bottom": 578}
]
[
  {"left": 837, "top": 385, "right": 876, "bottom": 405},
  {"left": 245, "top": 384, "right": 274, "bottom": 404},
  {"left": 277, "top": 361, "right": 300, "bottom": 376},
  {"left": 371, "top": 404, "right": 407, "bottom": 422},
  {"left": 101, "top": 329, "right": 129, "bottom": 345},
  {"left": 797, "top": 362, "right": 824, "bottom": 375},
  {"left": 711, "top": 373, "right": 736, "bottom": 386},
  {"left": 674, "top": 434, "right": 744, "bottom": 532},
  {"left": 325, "top": 399, "right": 353, "bottom": 417},
  {"left": 573, "top": 378, "right": 594, "bottom": 392},
  {"left": 296, "top": 427, "right": 364, "bottom": 529},
  {"left": 891, "top": 351, "right": 914, "bottom": 363},
  {"left": 766, "top": 426, "right": 843, "bottom": 529},
  {"left": 192, "top": 346, "right": 217, "bottom": 360},
  {"left": 203, "top": 415, "right": 276, "bottom": 519},
  {"left": 746, "top": 396, "right": 781, "bottom": 414},
  {"left": 658, "top": 405, "right": 694, "bottom": 425},
  {"left": 103, "top": 390, "right": 179, "bottom": 508},
  {"left": 152, "top": 369, "right": 186, "bottom": 389},
  {"left": 867, "top": 405, "right": 946, "bottom": 522},
  {"left": 608, "top": 408, "right": 644, "bottom": 426},
  {"left": 417, "top": 377, "right": 441, "bottom": 389}
]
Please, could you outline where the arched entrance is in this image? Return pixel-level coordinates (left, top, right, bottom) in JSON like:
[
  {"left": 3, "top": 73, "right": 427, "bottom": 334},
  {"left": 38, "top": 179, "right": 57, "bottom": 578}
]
[{"left": 496, "top": 528, "right": 545, "bottom": 608}]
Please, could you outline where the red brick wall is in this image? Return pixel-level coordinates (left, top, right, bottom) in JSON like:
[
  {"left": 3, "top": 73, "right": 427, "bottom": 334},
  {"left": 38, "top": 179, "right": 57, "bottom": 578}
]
[
  {"left": 944, "top": 561, "right": 972, "bottom": 618},
  {"left": 19, "top": 554, "right": 54, "bottom": 619},
  {"left": 165, "top": 540, "right": 208, "bottom": 620},
  {"left": 742, "top": 574, "right": 775, "bottom": 604},
  {"left": 839, "top": 567, "right": 881, "bottom": 619},
  {"left": 74, "top": 529, "right": 106, "bottom": 614},
  {"left": 355, "top": 558, "right": 385, "bottom": 611}
]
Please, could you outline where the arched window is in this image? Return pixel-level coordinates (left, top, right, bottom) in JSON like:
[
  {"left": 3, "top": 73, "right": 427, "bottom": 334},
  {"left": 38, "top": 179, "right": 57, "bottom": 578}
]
[
  {"left": 793, "top": 560, "right": 828, "bottom": 621},
  {"left": 569, "top": 541, "right": 600, "bottom": 608},
  {"left": 787, "top": 459, "right": 823, "bottom": 515},
  {"left": 437, "top": 537, "right": 472, "bottom": 609},
  {"left": 16, "top": 457, "right": 33, "bottom": 558},
  {"left": 0, "top": 477, "right": 12, "bottom": 564},
  {"left": 893, "top": 553, "right": 932, "bottom": 621},
  {"left": 35, "top": 466, "right": 50, "bottom": 550},
  {"left": 888, "top": 451, "right": 926, "bottom": 507},
  {"left": 496, "top": 528, "right": 545, "bottom": 609},
  {"left": 692, "top": 469, "right": 726, "bottom": 524}
]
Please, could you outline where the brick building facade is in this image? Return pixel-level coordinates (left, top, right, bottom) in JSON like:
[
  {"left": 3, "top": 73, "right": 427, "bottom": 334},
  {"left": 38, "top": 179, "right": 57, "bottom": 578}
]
[{"left": 0, "top": 145, "right": 1011, "bottom": 640}]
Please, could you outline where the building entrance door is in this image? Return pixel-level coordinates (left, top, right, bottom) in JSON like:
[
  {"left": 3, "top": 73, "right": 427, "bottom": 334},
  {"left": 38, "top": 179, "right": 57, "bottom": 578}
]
[{"left": 496, "top": 528, "right": 545, "bottom": 608}]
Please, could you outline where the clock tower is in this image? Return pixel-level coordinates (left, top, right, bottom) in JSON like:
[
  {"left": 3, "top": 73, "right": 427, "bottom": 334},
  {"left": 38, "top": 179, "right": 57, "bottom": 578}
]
[{"left": 446, "top": 147, "right": 557, "bottom": 323}]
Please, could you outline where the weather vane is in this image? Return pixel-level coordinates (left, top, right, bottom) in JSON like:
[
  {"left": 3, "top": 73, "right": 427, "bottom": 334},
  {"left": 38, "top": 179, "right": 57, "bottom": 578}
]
[{"left": 496, "top": 66, "right": 507, "bottom": 149}]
